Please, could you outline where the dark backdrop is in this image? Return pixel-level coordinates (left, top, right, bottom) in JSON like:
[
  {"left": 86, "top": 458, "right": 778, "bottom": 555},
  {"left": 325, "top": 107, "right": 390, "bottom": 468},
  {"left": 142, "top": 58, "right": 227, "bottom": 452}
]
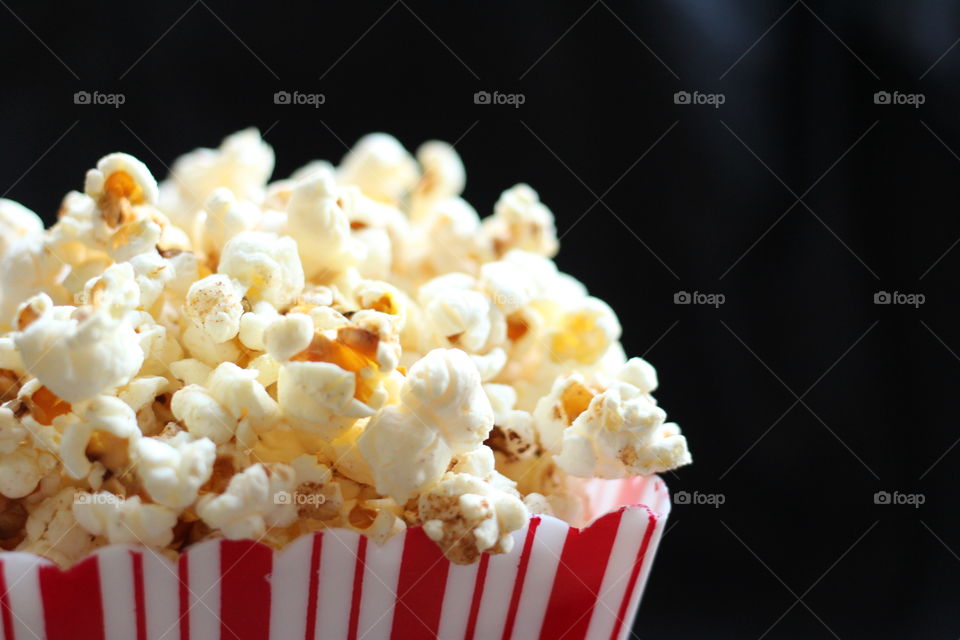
[{"left": 1, "top": 1, "right": 958, "bottom": 637}]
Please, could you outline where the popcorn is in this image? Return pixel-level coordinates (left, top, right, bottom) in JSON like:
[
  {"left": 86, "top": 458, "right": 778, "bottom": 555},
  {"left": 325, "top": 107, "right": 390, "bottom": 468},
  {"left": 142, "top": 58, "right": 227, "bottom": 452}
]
[
  {"left": 20, "top": 488, "right": 96, "bottom": 567},
  {"left": 198, "top": 188, "right": 262, "bottom": 259},
  {"left": 418, "top": 274, "right": 505, "bottom": 353},
  {"left": 217, "top": 231, "right": 304, "bottom": 308},
  {"left": 73, "top": 492, "right": 177, "bottom": 547},
  {"left": 162, "top": 128, "right": 275, "bottom": 224},
  {"left": 482, "top": 184, "right": 559, "bottom": 258},
  {"left": 84, "top": 153, "right": 159, "bottom": 229},
  {"left": 60, "top": 395, "right": 141, "bottom": 479},
  {"left": 358, "top": 348, "right": 493, "bottom": 502},
  {"left": 0, "top": 442, "right": 57, "bottom": 499},
  {"left": 536, "top": 360, "right": 691, "bottom": 479},
  {"left": 16, "top": 303, "right": 144, "bottom": 403},
  {"left": 135, "top": 431, "right": 216, "bottom": 510},
  {"left": 410, "top": 141, "right": 466, "bottom": 219},
  {"left": 0, "top": 198, "right": 43, "bottom": 257},
  {"left": 285, "top": 170, "right": 364, "bottom": 280},
  {"left": 238, "top": 301, "right": 280, "bottom": 351},
  {"left": 185, "top": 274, "right": 245, "bottom": 343},
  {"left": 264, "top": 313, "right": 313, "bottom": 362},
  {"left": 170, "top": 385, "right": 235, "bottom": 444},
  {"left": 206, "top": 362, "right": 280, "bottom": 431},
  {"left": 337, "top": 133, "right": 418, "bottom": 203},
  {"left": 196, "top": 462, "right": 297, "bottom": 539},
  {"left": 0, "top": 130, "right": 691, "bottom": 568},
  {"left": 419, "top": 473, "right": 528, "bottom": 564}
]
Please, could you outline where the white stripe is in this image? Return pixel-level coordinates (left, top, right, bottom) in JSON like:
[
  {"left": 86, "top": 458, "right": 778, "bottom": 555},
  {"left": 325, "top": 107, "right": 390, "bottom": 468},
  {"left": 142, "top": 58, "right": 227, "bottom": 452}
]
[
  {"left": 268, "top": 533, "right": 314, "bottom": 640},
  {"left": 187, "top": 540, "right": 221, "bottom": 640},
  {"left": 141, "top": 549, "right": 178, "bottom": 640},
  {"left": 584, "top": 508, "right": 649, "bottom": 640},
  {"left": 471, "top": 524, "right": 528, "bottom": 639},
  {"left": 96, "top": 546, "right": 138, "bottom": 640},
  {"left": 615, "top": 481, "right": 672, "bottom": 635},
  {"left": 314, "top": 529, "right": 359, "bottom": 640},
  {"left": 356, "top": 534, "right": 404, "bottom": 640},
  {"left": 509, "top": 517, "right": 567, "bottom": 639},
  {"left": 2, "top": 552, "right": 49, "bottom": 640},
  {"left": 435, "top": 558, "right": 479, "bottom": 639}
]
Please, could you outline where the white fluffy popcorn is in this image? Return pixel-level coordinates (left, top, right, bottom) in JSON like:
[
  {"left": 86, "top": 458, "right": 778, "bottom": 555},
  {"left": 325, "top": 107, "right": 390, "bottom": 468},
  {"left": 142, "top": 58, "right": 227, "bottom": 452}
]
[
  {"left": 85, "top": 153, "right": 159, "bottom": 209},
  {"left": 0, "top": 129, "right": 690, "bottom": 568},
  {"left": 359, "top": 348, "right": 493, "bottom": 502},
  {"left": 196, "top": 462, "right": 297, "bottom": 539},
  {"left": 285, "top": 170, "right": 363, "bottom": 280},
  {"left": 163, "top": 128, "right": 275, "bottom": 222},
  {"left": 73, "top": 492, "right": 177, "bottom": 547},
  {"left": 337, "top": 133, "right": 418, "bottom": 203},
  {"left": 543, "top": 361, "right": 691, "bottom": 478},
  {"left": 185, "top": 274, "right": 245, "bottom": 343},
  {"left": 60, "top": 395, "right": 141, "bottom": 479},
  {"left": 0, "top": 198, "right": 43, "bottom": 257},
  {"left": 16, "top": 303, "right": 144, "bottom": 404},
  {"left": 170, "top": 384, "right": 235, "bottom": 444},
  {"left": 483, "top": 184, "right": 559, "bottom": 258},
  {"left": 419, "top": 473, "right": 528, "bottom": 564},
  {"left": 135, "top": 431, "right": 216, "bottom": 509},
  {"left": 264, "top": 313, "right": 313, "bottom": 362},
  {"left": 218, "top": 231, "right": 304, "bottom": 307},
  {"left": 402, "top": 349, "right": 494, "bottom": 453}
]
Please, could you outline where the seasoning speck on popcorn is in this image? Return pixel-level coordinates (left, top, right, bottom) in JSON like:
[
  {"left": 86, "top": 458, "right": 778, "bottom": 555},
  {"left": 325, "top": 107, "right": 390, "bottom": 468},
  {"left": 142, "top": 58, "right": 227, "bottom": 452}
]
[{"left": 0, "top": 129, "right": 691, "bottom": 566}]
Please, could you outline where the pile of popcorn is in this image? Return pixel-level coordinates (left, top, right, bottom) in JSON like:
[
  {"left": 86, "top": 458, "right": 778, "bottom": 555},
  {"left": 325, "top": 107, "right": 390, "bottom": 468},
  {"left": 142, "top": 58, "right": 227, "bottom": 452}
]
[{"left": 0, "top": 130, "right": 691, "bottom": 566}]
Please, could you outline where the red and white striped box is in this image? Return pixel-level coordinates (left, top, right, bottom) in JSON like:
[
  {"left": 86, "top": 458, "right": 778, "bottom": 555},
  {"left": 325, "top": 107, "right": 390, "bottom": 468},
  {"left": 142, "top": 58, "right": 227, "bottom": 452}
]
[{"left": 0, "top": 475, "right": 670, "bottom": 640}]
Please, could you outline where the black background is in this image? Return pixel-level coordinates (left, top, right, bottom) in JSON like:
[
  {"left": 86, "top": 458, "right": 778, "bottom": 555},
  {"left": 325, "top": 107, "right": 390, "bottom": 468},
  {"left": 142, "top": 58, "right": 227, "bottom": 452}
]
[{"left": 2, "top": 1, "right": 958, "bottom": 637}]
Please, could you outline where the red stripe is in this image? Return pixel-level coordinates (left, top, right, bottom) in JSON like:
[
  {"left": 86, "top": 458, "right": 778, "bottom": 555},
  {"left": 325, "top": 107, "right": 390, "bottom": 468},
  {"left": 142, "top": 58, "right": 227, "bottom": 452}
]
[
  {"left": 608, "top": 509, "right": 659, "bottom": 640},
  {"left": 347, "top": 535, "right": 367, "bottom": 640},
  {"left": 501, "top": 517, "right": 541, "bottom": 640},
  {"left": 39, "top": 555, "right": 105, "bottom": 640},
  {"left": 0, "top": 559, "right": 15, "bottom": 640},
  {"left": 463, "top": 553, "right": 490, "bottom": 640},
  {"left": 178, "top": 553, "right": 190, "bottom": 640},
  {"left": 390, "top": 527, "right": 450, "bottom": 639},
  {"left": 131, "top": 551, "right": 147, "bottom": 640},
  {"left": 537, "top": 509, "right": 625, "bottom": 640},
  {"left": 304, "top": 533, "right": 324, "bottom": 640},
  {"left": 219, "top": 540, "right": 273, "bottom": 640}
]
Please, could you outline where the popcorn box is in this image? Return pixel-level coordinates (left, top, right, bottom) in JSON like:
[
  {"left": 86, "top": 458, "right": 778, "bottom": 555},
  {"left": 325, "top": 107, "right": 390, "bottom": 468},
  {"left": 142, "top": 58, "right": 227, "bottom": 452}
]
[{"left": 0, "top": 475, "right": 670, "bottom": 640}]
